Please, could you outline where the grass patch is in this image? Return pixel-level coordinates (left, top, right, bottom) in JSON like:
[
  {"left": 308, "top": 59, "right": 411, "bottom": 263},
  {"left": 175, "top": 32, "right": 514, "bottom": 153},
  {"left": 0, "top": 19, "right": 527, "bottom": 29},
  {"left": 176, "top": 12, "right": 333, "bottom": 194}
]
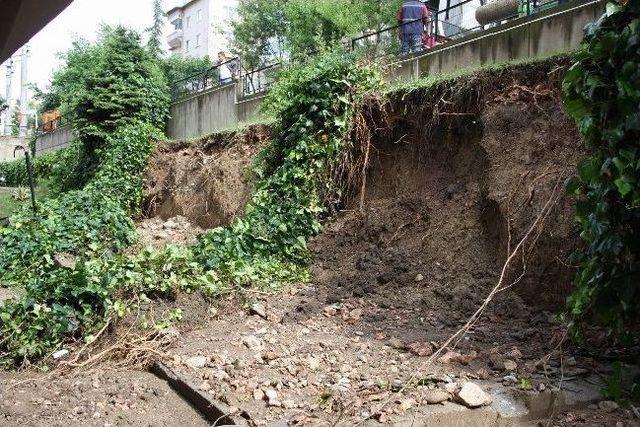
[{"left": 0, "top": 186, "right": 49, "bottom": 219}]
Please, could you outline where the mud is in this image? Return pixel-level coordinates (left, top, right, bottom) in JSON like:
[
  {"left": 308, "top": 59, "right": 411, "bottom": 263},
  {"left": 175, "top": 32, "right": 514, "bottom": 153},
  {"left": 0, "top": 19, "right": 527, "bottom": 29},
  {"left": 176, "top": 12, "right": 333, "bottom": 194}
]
[
  {"left": 143, "top": 125, "right": 270, "bottom": 229},
  {"left": 312, "top": 81, "right": 581, "bottom": 325}
]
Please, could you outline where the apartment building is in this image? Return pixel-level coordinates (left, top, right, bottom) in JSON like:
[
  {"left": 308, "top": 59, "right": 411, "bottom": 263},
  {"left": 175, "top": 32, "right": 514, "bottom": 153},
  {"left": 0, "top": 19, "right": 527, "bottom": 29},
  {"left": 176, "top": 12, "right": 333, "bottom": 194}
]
[{"left": 166, "top": 0, "right": 237, "bottom": 58}]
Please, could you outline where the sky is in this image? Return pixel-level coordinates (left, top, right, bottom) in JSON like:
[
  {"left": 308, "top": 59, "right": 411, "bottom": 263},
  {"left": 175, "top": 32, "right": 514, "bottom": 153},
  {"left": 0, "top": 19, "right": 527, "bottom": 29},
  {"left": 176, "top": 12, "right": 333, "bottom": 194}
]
[{"left": 0, "top": 0, "right": 207, "bottom": 102}]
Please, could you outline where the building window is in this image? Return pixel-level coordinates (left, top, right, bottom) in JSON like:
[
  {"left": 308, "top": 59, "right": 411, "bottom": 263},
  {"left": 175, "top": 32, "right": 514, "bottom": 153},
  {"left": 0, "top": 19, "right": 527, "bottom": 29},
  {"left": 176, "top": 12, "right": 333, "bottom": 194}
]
[
  {"left": 197, "top": 9, "right": 203, "bottom": 22},
  {"left": 171, "top": 18, "right": 182, "bottom": 30},
  {"left": 186, "top": 16, "right": 191, "bottom": 28},
  {"left": 185, "top": 40, "right": 190, "bottom": 52},
  {"left": 196, "top": 34, "right": 201, "bottom": 47}
]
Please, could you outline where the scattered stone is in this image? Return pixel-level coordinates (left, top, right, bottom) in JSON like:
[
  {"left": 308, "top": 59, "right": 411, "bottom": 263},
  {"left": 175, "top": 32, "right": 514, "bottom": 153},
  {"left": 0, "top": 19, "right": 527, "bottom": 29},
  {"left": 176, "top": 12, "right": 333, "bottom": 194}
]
[
  {"left": 408, "top": 342, "right": 433, "bottom": 357},
  {"left": 415, "top": 274, "right": 424, "bottom": 282},
  {"left": 323, "top": 306, "right": 337, "bottom": 316},
  {"left": 423, "top": 390, "right": 450, "bottom": 404},
  {"left": 253, "top": 389, "right": 265, "bottom": 401},
  {"left": 307, "top": 356, "right": 321, "bottom": 370},
  {"left": 282, "top": 399, "right": 296, "bottom": 409},
  {"left": 264, "top": 388, "right": 280, "bottom": 406},
  {"left": 388, "top": 338, "right": 404, "bottom": 350},
  {"left": 598, "top": 400, "right": 619, "bottom": 413},
  {"left": 457, "top": 382, "right": 492, "bottom": 408},
  {"left": 52, "top": 349, "right": 69, "bottom": 360},
  {"left": 400, "top": 398, "right": 417, "bottom": 410},
  {"left": 349, "top": 308, "right": 363, "bottom": 320},
  {"left": 242, "top": 335, "right": 263, "bottom": 350},
  {"left": 502, "top": 375, "right": 517, "bottom": 385},
  {"left": 163, "top": 220, "right": 178, "bottom": 230},
  {"left": 263, "top": 351, "right": 279, "bottom": 361},
  {"left": 438, "top": 351, "right": 463, "bottom": 364},
  {"left": 565, "top": 356, "right": 577, "bottom": 367},
  {"left": 538, "top": 383, "right": 546, "bottom": 392},
  {"left": 444, "top": 382, "right": 459, "bottom": 394},
  {"left": 475, "top": 368, "right": 491, "bottom": 380},
  {"left": 503, "top": 360, "right": 517, "bottom": 372},
  {"left": 507, "top": 347, "right": 523, "bottom": 359},
  {"left": 250, "top": 302, "right": 267, "bottom": 319},
  {"left": 265, "top": 388, "right": 278, "bottom": 401},
  {"left": 199, "top": 381, "right": 212, "bottom": 392},
  {"left": 185, "top": 356, "right": 208, "bottom": 369},
  {"left": 53, "top": 253, "right": 77, "bottom": 269},
  {"left": 333, "top": 377, "right": 351, "bottom": 393},
  {"left": 488, "top": 353, "right": 504, "bottom": 369}
]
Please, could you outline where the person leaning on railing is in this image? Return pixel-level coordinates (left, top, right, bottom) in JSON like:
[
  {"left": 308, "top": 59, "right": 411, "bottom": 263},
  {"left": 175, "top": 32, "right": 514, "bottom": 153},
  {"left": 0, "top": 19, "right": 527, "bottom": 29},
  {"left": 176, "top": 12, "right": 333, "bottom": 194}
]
[
  {"left": 218, "top": 51, "right": 239, "bottom": 84},
  {"left": 397, "top": 0, "right": 431, "bottom": 54}
]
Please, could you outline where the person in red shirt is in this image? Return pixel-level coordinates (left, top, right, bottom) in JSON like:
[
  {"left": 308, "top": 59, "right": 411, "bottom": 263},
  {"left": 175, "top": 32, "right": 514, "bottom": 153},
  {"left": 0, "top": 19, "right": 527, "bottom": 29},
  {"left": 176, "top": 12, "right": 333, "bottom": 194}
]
[{"left": 397, "top": 0, "right": 430, "bottom": 54}]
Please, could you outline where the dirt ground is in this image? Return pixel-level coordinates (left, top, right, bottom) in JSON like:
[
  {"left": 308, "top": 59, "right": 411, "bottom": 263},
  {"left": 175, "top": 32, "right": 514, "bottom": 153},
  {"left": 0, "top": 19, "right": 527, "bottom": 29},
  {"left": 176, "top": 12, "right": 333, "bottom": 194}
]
[
  {"left": 2, "top": 66, "right": 638, "bottom": 426},
  {"left": 0, "top": 369, "right": 209, "bottom": 426}
]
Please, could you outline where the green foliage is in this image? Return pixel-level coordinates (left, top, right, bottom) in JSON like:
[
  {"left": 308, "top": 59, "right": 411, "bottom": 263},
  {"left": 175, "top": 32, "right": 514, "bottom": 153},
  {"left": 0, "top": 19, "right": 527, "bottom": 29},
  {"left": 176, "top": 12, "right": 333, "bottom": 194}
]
[
  {"left": 231, "top": 0, "right": 402, "bottom": 68},
  {"left": 193, "top": 52, "right": 381, "bottom": 288},
  {"left": 0, "top": 27, "right": 170, "bottom": 365},
  {"left": 146, "top": 0, "right": 165, "bottom": 58},
  {"left": 159, "top": 55, "right": 213, "bottom": 88},
  {"left": 0, "top": 43, "right": 380, "bottom": 366},
  {"left": 10, "top": 104, "right": 20, "bottom": 137},
  {"left": 31, "top": 85, "right": 61, "bottom": 114},
  {"left": 49, "top": 27, "right": 169, "bottom": 190},
  {"left": 0, "top": 150, "right": 63, "bottom": 187},
  {"left": 563, "top": 1, "right": 640, "bottom": 337}
]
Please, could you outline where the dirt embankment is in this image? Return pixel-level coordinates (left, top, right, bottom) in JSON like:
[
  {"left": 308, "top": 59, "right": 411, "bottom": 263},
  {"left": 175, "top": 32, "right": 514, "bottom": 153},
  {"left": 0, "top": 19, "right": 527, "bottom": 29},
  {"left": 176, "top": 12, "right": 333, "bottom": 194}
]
[
  {"left": 143, "top": 125, "right": 270, "bottom": 229},
  {"left": 312, "top": 58, "right": 582, "bottom": 322}
]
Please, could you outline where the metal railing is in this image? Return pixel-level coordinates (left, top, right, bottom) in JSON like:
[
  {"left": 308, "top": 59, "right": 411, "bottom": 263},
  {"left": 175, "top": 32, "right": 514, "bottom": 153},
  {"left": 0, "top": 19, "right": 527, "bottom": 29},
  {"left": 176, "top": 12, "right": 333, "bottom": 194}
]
[
  {"left": 351, "top": 0, "right": 571, "bottom": 59},
  {"left": 37, "top": 115, "right": 68, "bottom": 135},
  {"left": 239, "top": 63, "right": 280, "bottom": 97},
  {"left": 170, "top": 0, "right": 576, "bottom": 100},
  {"left": 170, "top": 57, "right": 241, "bottom": 100}
]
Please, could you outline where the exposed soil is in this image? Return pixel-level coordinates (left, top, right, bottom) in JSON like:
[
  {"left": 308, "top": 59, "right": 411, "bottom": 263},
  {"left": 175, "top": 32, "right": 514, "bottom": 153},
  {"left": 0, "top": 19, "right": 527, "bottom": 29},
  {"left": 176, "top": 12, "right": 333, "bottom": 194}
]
[
  {"left": 3, "top": 61, "right": 637, "bottom": 426},
  {"left": 143, "top": 125, "right": 270, "bottom": 228},
  {"left": 0, "top": 370, "right": 209, "bottom": 426}
]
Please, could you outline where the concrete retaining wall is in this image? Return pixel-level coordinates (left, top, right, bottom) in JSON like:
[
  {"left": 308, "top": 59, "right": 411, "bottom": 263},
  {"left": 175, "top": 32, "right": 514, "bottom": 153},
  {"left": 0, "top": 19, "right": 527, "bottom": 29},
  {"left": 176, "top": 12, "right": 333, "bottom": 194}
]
[
  {"left": 389, "top": 0, "right": 603, "bottom": 81},
  {"left": 166, "top": 82, "right": 268, "bottom": 140},
  {"left": 34, "top": 126, "right": 73, "bottom": 155},
  {"left": 34, "top": 0, "right": 605, "bottom": 142},
  {"left": 0, "top": 136, "right": 28, "bottom": 161}
]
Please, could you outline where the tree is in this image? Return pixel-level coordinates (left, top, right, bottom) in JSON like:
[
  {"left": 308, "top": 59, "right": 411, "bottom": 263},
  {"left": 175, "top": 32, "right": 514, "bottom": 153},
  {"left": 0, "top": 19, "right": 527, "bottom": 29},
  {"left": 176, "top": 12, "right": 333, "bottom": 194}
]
[
  {"left": 147, "top": 0, "right": 165, "bottom": 57},
  {"left": 10, "top": 102, "right": 20, "bottom": 136},
  {"left": 231, "top": 0, "right": 402, "bottom": 69},
  {"left": 563, "top": 0, "right": 640, "bottom": 337},
  {"left": 50, "top": 26, "right": 170, "bottom": 189}
]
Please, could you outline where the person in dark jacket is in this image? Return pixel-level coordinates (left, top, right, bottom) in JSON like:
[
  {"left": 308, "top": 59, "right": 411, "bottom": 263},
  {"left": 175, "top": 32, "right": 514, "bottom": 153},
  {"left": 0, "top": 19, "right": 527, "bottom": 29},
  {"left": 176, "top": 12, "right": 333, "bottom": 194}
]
[{"left": 397, "top": 0, "right": 430, "bottom": 54}]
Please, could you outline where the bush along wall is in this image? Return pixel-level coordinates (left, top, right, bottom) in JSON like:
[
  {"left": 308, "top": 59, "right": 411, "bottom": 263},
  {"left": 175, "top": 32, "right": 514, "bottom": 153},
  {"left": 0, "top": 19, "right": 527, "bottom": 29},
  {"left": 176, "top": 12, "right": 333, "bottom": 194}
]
[{"left": 563, "top": 0, "right": 640, "bottom": 339}]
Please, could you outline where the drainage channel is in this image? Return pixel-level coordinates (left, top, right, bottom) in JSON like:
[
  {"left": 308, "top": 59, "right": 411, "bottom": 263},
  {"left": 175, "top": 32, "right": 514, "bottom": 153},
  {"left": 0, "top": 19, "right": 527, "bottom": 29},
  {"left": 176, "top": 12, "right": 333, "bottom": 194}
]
[{"left": 150, "top": 361, "right": 251, "bottom": 426}]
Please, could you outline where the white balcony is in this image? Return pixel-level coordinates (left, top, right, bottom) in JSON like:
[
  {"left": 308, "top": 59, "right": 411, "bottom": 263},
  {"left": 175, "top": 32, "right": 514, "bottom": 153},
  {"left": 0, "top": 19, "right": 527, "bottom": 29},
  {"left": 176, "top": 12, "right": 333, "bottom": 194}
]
[{"left": 168, "top": 30, "right": 183, "bottom": 49}]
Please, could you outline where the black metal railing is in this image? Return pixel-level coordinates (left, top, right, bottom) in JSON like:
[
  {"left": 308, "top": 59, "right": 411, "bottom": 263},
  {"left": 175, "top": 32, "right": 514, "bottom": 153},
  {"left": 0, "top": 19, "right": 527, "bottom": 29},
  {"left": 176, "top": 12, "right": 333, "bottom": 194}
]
[
  {"left": 170, "top": 57, "right": 241, "bottom": 100},
  {"left": 351, "top": 0, "right": 571, "bottom": 59},
  {"left": 239, "top": 63, "right": 280, "bottom": 97},
  {"left": 169, "top": 0, "right": 576, "bottom": 100},
  {"left": 37, "top": 115, "right": 68, "bottom": 135}
]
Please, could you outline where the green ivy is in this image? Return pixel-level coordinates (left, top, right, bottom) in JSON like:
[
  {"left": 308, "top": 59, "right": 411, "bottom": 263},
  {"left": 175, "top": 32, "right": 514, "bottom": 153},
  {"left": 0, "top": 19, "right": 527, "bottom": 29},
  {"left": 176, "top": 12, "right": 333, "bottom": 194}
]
[
  {"left": 563, "top": 0, "right": 640, "bottom": 338},
  {"left": 0, "top": 47, "right": 381, "bottom": 366},
  {"left": 0, "top": 27, "right": 170, "bottom": 365},
  {"left": 193, "top": 52, "right": 381, "bottom": 286}
]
